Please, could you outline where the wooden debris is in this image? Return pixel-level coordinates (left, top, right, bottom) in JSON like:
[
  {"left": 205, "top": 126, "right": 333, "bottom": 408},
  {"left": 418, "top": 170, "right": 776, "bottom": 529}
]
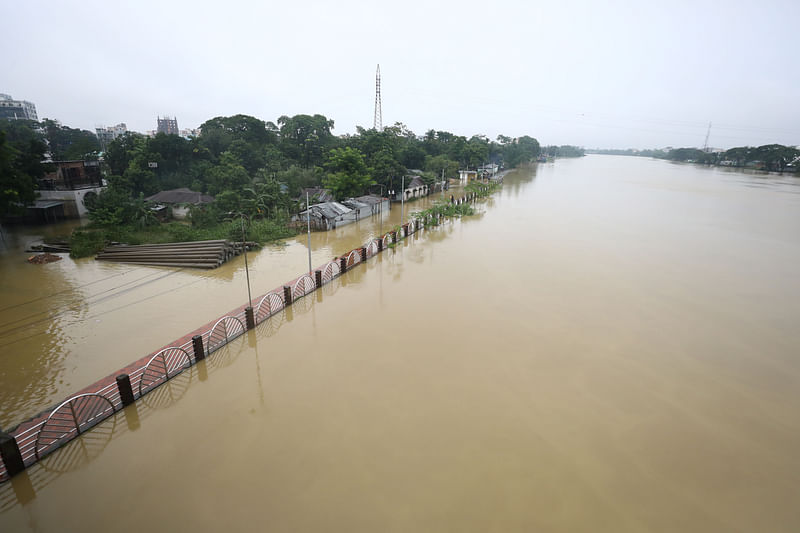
[{"left": 28, "top": 253, "right": 63, "bottom": 264}]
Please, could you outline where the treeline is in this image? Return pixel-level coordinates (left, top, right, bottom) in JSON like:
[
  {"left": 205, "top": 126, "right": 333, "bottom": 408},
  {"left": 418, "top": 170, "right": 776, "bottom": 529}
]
[
  {"left": 542, "top": 145, "right": 585, "bottom": 158},
  {"left": 1, "top": 114, "right": 541, "bottom": 252},
  {"left": 664, "top": 144, "right": 799, "bottom": 172},
  {"left": 587, "top": 144, "right": 799, "bottom": 172},
  {"left": 586, "top": 148, "right": 667, "bottom": 158},
  {"left": 100, "top": 116, "right": 541, "bottom": 199}
]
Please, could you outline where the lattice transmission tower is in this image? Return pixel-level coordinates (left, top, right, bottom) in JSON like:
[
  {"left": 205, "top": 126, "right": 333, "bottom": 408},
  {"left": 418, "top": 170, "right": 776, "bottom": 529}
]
[
  {"left": 373, "top": 64, "right": 383, "bottom": 131},
  {"left": 702, "top": 122, "right": 712, "bottom": 152}
]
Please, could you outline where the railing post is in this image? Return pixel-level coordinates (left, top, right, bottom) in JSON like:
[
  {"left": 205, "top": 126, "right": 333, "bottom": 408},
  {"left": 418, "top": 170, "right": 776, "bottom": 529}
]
[
  {"left": 315, "top": 270, "right": 323, "bottom": 289},
  {"left": 192, "top": 335, "right": 205, "bottom": 361},
  {"left": 360, "top": 247, "right": 367, "bottom": 262},
  {"left": 377, "top": 238, "right": 383, "bottom": 252},
  {"left": 340, "top": 256, "right": 347, "bottom": 273},
  {"left": 283, "top": 285, "right": 293, "bottom": 305},
  {"left": 402, "top": 223, "right": 409, "bottom": 237},
  {"left": 245, "top": 307, "right": 255, "bottom": 329},
  {"left": 0, "top": 431, "right": 25, "bottom": 477},
  {"left": 116, "top": 374, "right": 135, "bottom": 406},
  {"left": 391, "top": 231, "right": 397, "bottom": 244}
]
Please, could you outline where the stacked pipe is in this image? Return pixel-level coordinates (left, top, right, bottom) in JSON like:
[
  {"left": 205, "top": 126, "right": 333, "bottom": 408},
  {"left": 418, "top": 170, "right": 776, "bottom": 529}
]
[{"left": 95, "top": 240, "right": 239, "bottom": 269}]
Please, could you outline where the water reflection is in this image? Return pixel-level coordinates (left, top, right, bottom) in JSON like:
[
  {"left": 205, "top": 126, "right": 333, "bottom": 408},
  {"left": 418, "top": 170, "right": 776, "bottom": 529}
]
[
  {"left": 4, "top": 159, "right": 800, "bottom": 531},
  {"left": 0, "top": 191, "right": 463, "bottom": 428},
  {"left": 0, "top": 332, "right": 253, "bottom": 510}
]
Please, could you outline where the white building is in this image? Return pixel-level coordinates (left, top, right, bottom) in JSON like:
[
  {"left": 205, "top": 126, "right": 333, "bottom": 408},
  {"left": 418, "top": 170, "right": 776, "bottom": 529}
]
[
  {"left": 342, "top": 195, "right": 390, "bottom": 218},
  {"left": 458, "top": 170, "right": 478, "bottom": 183},
  {"left": 0, "top": 93, "right": 38, "bottom": 121},
  {"left": 95, "top": 123, "right": 128, "bottom": 148},
  {"left": 390, "top": 176, "right": 429, "bottom": 201}
]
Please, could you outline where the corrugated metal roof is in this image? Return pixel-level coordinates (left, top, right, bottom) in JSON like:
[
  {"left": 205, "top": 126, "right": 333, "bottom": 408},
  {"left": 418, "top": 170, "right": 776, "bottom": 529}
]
[
  {"left": 342, "top": 199, "right": 369, "bottom": 210},
  {"left": 300, "top": 188, "right": 334, "bottom": 203},
  {"left": 300, "top": 202, "right": 352, "bottom": 220},
  {"left": 145, "top": 188, "right": 215, "bottom": 204},
  {"left": 354, "top": 195, "right": 384, "bottom": 205},
  {"left": 407, "top": 176, "right": 426, "bottom": 188}
]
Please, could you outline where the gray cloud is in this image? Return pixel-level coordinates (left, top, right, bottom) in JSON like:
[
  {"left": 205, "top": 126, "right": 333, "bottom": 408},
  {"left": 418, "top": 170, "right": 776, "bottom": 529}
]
[{"left": 4, "top": 0, "right": 798, "bottom": 149}]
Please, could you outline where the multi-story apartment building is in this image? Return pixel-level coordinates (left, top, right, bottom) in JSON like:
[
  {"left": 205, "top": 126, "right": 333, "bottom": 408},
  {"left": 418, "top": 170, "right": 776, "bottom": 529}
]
[{"left": 0, "top": 93, "right": 38, "bottom": 121}]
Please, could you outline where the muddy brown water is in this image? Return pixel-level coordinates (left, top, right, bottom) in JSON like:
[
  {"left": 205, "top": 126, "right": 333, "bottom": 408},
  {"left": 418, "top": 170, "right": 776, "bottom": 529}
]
[{"left": 1, "top": 156, "right": 800, "bottom": 531}]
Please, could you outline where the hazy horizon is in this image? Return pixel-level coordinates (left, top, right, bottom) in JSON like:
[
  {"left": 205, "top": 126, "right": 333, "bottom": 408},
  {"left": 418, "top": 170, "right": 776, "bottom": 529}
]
[{"left": 3, "top": 0, "right": 798, "bottom": 150}]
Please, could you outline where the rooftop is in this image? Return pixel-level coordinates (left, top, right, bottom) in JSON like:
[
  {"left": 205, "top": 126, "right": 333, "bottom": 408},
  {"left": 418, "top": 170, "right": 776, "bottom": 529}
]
[
  {"left": 300, "top": 201, "right": 352, "bottom": 220},
  {"left": 145, "top": 188, "right": 215, "bottom": 205}
]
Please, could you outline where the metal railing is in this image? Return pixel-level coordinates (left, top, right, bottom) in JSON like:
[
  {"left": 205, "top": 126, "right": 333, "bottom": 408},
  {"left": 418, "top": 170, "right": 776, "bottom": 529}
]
[
  {"left": 0, "top": 192, "right": 483, "bottom": 483},
  {"left": 292, "top": 275, "right": 316, "bottom": 300},
  {"left": 34, "top": 394, "right": 117, "bottom": 461},
  {"left": 139, "top": 348, "right": 193, "bottom": 396}
]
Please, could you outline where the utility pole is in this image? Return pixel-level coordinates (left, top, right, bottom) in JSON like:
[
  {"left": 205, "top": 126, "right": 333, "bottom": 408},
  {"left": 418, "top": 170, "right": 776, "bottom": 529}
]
[
  {"left": 401, "top": 175, "right": 404, "bottom": 223},
  {"left": 703, "top": 122, "right": 712, "bottom": 153},
  {"left": 306, "top": 191, "right": 312, "bottom": 273},
  {"left": 378, "top": 184, "right": 384, "bottom": 237},
  {"left": 241, "top": 214, "right": 252, "bottom": 309}
]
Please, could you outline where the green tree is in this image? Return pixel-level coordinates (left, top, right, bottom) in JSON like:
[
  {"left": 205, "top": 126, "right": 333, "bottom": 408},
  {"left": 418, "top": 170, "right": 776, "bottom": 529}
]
[
  {"left": 723, "top": 146, "right": 752, "bottom": 167},
  {"left": 0, "top": 119, "right": 50, "bottom": 183},
  {"left": 464, "top": 136, "right": 490, "bottom": 168},
  {"left": 323, "top": 147, "right": 374, "bottom": 200},
  {"left": 666, "top": 148, "right": 708, "bottom": 163},
  {"left": 753, "top": 144, "right": 799, "bottom": 172},
  {"left": 424, "top": 154, "right": 459, "bottom": 180},
  {"left": 87, "top": 175, "right": 138, "bottom": 226},
  {"left": 214, "top": 190, "right": 243, "bottom": 214},
  {"left": 41, "top": 119, "right": 101, "bottom": 160},
  {"left": 242, "top": 178, "right": 287, "bottom": 218},
  {"left": 204, "top": 152, "right": 250, "bottom": 195},
  {"left": 105, "top": 132, "right": 143, "bottom": 175},
  {"left": 369, "top": 147, "right": 406, "bottom": 187},
  {"left": 262, "top": 144, "right": 287, "bottom": 177},
  {"left": 276, "top": 165, "right": 324, "bottom": 197},
  {"left": 0, "top": 131, "right": 38, "bottom": 217},
  {"left": 278, "top": 114, "right": 335, "bottom": 168},
  {"left": 504, "top": 135, "right": 541, "bottom": 167},
  {"left": 198, "top": 114, "right": 277, "bottom": 160}
]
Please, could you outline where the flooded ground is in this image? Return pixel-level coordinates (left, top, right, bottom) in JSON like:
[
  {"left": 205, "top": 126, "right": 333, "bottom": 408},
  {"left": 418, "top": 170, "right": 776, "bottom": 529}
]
[
  {"left": 2, "top": 156, "right": 800, "bottom": 531},
  {"left": 0, "top": 191, "right": 447, "bottom": 430}
]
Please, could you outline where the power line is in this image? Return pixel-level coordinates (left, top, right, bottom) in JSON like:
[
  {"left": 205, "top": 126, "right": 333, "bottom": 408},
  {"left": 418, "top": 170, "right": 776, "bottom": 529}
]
[
  {"left": 0, "top": 267, "right": 138, "bottom": 313},
  {"left": 0, "top": 269, "right": 182, "bottom": 337},
  {"left": 0, "top": 275, "right": 207, "bottom": 349}
]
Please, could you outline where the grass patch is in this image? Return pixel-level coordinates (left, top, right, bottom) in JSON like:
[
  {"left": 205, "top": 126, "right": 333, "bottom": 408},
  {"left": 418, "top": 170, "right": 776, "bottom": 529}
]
[{"left": 69, "top": 219, "right": 298, "bottom": 258}]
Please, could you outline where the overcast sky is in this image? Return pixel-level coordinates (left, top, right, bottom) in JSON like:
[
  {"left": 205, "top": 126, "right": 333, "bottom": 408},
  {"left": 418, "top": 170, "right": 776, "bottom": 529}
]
[{"left": 3, "top": 0, "right": 798, "bottom": 149}]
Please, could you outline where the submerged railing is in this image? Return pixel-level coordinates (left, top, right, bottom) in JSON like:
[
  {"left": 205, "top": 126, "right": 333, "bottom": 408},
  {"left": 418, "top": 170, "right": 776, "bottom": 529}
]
[{"left": 0, "top": 188, "right": 491, "bottom": 483}]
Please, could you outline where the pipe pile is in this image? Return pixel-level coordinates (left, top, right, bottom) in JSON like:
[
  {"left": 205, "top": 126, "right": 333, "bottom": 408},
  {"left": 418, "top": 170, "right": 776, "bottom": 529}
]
[{"left": 95, "top": 240, "right": 238, "bottom": 269}]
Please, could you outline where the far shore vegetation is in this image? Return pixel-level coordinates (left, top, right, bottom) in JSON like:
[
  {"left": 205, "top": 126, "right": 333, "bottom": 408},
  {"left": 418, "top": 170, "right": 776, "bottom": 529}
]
[
  {"left": 0, "top": 115, "right": 554, "bottom": 257},
  {"left": 588, "top": 144, "right": 800, "bottom": 172}
]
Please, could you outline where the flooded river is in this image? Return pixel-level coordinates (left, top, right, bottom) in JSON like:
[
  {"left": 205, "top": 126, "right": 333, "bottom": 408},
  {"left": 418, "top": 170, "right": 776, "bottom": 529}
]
[{"left": 2, "top": 156, "right": 800, "bottom": 531}]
